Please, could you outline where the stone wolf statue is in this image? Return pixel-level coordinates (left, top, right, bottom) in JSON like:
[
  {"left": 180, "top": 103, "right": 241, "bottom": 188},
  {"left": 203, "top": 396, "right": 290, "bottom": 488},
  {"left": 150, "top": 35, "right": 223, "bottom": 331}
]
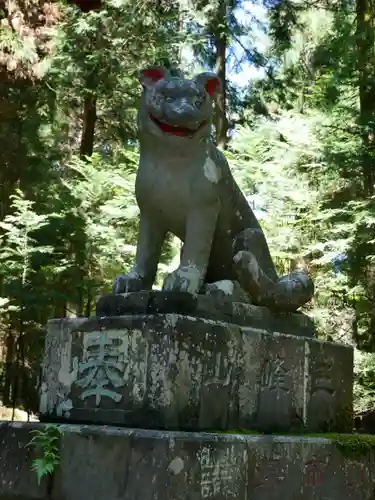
[{"left": 113, "top": 67, "right": 314, "bottom": 312}]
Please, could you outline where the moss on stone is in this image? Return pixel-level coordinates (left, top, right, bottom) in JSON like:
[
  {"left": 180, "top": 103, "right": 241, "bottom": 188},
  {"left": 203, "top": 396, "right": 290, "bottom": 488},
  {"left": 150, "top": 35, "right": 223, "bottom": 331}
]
[
  {"left": 222, "top": 428, "right": 261, "bottom": 435},
  {"left": 318, "top": 433, "right": 375, "bottom": 459},
  {"left": 297, "top": 432, "right": 375, "bottom": 459},
  {"left": 210, "top": 429, "right": 375, "bottom": 459}
]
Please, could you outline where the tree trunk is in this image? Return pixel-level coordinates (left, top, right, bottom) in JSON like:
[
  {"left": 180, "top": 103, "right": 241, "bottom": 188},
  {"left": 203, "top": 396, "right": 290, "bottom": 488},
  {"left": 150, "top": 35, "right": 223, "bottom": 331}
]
[
  {"left": 356, "top": 0, "right": 375, "bottom": 197},
  {"left": 213, "top": 0, "right": 228, "bottom": 150},
  {"left": 77, "top": 76, "right": 98, "bottom": 315},
  {"left": 2, "top": 331, "right": 14, "bottom": 406},
  {"left": 80, "top": 92, "right": 97, "bottom": 158},
  {"left": 353, "top": 0, "right": 375, "bottom": 348}
]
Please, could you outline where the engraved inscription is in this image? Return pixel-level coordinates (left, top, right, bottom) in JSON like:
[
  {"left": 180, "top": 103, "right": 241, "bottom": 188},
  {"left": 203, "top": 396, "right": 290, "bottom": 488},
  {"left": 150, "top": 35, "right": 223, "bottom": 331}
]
[
  {"left": 198, "top": 446, "right": 241, "bottom": 498},
  {"left": 304, "top": 459, "right": 324, "bottom": 486},
  {"left": 204, "top": 351, "right": 233, "bottom": 387},
  {"left": 345, "top": 462, "right": 366, "bottom": 493},
  {"left": 313, "top": 356, "right": 334, "bottom": 395},
  {"left": 124, "top": 330, "right": 148, "bottom": 402},
  {"left": 254, "top": 455, "right": 286, "bottom": 494},
  {"left": 257, "top": 355, "right": 293, "bottom": 429},
  {"left": 201, "top": 468, "right": 220, "bottom": 498},
  {"left": 261, "top": 356, "right": 289, "bottom": 392},
  {"left": 76, "top": 331, "right": 125, "bottom": 406}
]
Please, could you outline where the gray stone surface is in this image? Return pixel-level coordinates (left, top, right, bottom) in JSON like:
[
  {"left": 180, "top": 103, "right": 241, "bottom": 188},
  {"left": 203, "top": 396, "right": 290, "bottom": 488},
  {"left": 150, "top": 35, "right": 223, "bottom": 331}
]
[
  {"left": 0, "top": 421, "right": 374, "bottom": 500},
  {"left": 111, "top": 67, "right": 314, "bottom": 312},
  {"left": 96, "top": 290, "right": 316, "bottom": 337},
  {"left": 39, "top": 314, "right": 353, "bottom": 433}
]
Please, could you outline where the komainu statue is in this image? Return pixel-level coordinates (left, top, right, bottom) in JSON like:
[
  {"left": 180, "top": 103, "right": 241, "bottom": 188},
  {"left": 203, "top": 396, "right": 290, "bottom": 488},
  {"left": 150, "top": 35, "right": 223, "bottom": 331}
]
[{"left": 113, "top": 67, "right": 314, "bottom": 312}]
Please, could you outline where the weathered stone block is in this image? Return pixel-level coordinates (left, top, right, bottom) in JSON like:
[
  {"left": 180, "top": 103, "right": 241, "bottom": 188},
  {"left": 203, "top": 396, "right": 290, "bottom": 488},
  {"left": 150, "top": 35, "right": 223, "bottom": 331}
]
[
  {"left": 39, "top": 314, "right": 353, "bottom": 433},
  {"left": 0, "top": 422, "right": 374, "bottom": 500},
  {"left": 96, "top": 291, "right": 316, "bottom": 337}
]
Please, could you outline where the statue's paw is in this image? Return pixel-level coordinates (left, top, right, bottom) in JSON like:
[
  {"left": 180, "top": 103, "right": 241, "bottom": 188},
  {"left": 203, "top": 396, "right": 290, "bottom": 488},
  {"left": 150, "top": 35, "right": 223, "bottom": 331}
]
[
  {"left": 204, "top": 280, "right": 251, "bottom": 304},
  {"left": 162, "top": 265, "right": 202, "bottom": 294},
  {"left": 112, "top": 271, "right": 145, "bottom": 294}
]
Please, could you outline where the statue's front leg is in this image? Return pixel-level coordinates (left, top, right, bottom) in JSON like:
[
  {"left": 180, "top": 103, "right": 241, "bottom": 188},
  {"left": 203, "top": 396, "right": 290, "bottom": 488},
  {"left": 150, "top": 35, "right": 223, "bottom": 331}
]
[
  {"left": 162, "top": 204, "right": 219, "bottom": 294},
  {"left": 113, "top": 212, "right": 166, "bottom": 293}
]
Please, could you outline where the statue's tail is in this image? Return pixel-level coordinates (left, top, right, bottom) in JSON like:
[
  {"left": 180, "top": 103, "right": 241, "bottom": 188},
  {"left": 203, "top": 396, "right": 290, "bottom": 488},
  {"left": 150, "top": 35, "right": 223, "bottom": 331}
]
[{"left": 233, "top": 229, "right": 314, "bottom": 312}]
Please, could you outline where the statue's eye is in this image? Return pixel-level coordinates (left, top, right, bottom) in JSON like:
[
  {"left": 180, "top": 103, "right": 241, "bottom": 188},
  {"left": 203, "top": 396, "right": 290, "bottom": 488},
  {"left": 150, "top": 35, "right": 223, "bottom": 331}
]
[
  {"left": 152, "top": 94, "right": 162, "bottom": 105},
  {"left": 165, "top": 96, "right": 175, "bottom": 103},
  {"left": 194, "top": 97, "right": 203, "bottom": 109}
]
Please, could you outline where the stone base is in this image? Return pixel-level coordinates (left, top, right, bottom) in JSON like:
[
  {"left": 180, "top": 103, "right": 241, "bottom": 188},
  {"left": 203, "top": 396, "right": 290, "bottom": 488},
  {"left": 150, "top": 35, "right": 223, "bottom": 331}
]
[
  {"left": 39, "top": 314, "right": 353, "bottom": 433},
  {"left": 0, "top": 422, "right": 374, "bottom": 500},
  {"left": 96, "top": 291, "right": 315, "bottom": 337}
]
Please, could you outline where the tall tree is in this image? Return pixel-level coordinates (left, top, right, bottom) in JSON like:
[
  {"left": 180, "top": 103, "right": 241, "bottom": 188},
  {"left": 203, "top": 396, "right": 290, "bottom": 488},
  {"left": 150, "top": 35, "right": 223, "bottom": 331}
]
[
  {"left": 187, "top": 0, "right": 258, "bottom": 148},
  {"left": 356, "top": 0, "right": 375, "bottom": 197}
]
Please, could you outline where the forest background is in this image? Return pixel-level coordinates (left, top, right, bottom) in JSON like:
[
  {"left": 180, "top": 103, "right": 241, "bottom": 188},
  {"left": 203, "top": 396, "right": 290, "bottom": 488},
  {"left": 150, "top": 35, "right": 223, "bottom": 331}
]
[{"left": 1, "top": 0, "right": 375, "bottom": 425}]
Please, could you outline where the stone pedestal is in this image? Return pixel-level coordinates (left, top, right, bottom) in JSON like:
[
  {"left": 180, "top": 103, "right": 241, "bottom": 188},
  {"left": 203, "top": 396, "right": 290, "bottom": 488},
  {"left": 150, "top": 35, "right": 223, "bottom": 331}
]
[
  {"left": 39, "top": 312, "right": 353, "bottom": 433},
  {"left": 95, "top": 290, "right": 316, "bottom": 337},
  {"left": 1, "top": 422, "right": 374, "bottom": 500}
]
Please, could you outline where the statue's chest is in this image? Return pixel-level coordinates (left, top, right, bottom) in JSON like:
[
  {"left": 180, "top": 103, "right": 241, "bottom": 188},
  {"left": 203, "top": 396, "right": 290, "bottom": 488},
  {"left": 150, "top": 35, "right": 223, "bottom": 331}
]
[{"left": 136, "top": 154, "right": 198, "bottom": 212}]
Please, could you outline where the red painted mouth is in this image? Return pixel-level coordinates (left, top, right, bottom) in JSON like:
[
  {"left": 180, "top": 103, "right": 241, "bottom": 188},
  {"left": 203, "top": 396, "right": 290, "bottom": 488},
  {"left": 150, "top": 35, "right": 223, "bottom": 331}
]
[{"left": 149, "top": 114, "right": 206, "bottom": 137}]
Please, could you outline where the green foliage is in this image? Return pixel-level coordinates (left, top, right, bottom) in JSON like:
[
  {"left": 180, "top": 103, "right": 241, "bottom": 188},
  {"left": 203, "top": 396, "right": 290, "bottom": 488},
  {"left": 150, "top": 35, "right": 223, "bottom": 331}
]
[
  {"left": 60, "top": 151, "right": 139, "bottom": 293},
  {"left": 0, "top": 190, "right": 58, "bottom": 286},
  {"left": 229, "top": 109, "right": 321, "bottom": 283},
  {"left": 28, "top": 425, "right": 62, "bottom": 485},
  {"left": 252, "top": 0, "right": 375, "bottom": 412},
  {"left": 354, "top": 350, "right": 375, "bottom": 413}
]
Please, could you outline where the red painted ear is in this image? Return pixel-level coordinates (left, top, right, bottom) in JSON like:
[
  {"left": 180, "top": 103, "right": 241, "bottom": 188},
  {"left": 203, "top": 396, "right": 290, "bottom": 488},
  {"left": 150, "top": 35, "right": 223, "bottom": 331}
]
[
  {"left": 204, "top": 77, "right": 221, "bottom": 96},
  {"left": 194, "top": 72, "right": 222, "bottom": 97},
  {"left": 139, "top": 67, "right": 166, "bottom": 88},
  {"left": 142, "top": 68, "right": 165, "bottom": 82}
]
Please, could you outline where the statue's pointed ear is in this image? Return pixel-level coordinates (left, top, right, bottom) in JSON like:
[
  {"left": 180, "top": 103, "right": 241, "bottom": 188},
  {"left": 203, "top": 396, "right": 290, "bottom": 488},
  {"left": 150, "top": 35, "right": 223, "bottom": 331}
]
[
  {"left": 194, "top": 72, "right": 222, "bottom": 97},
  {"left": 139, "top": 67, "right": 167, "bottom": 89}
]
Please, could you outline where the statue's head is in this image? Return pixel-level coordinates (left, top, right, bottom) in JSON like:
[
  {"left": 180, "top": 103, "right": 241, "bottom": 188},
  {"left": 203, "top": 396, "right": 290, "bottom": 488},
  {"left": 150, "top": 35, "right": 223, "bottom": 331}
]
[{"left": 138, "top": 66, "right": 221, "bottom": 142}]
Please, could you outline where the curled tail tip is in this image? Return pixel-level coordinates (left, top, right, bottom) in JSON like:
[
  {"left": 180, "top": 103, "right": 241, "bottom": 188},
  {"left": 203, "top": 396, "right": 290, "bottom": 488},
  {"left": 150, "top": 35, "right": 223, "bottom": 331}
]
[
  {"left": 287, "top": 269, "right": 315, "bottom": 294},
  {"left": 278, "top": 270, "right": 315, "bottom": 310},
  {"left": 233, "top": 250, "right": 314, "bottom": 311}
]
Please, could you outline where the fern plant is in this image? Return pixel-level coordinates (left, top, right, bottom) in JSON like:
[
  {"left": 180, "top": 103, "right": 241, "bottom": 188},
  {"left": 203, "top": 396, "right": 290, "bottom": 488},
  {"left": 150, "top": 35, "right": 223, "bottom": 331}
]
[{"left": 27, "top": 425, "right": 63, "bottom": 485}]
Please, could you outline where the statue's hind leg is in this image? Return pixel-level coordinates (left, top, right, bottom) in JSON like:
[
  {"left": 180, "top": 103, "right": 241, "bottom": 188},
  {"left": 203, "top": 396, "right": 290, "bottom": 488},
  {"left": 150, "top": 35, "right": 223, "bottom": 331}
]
[{"left": 233, "top": 228, "right": 314, "bottom": 312}]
